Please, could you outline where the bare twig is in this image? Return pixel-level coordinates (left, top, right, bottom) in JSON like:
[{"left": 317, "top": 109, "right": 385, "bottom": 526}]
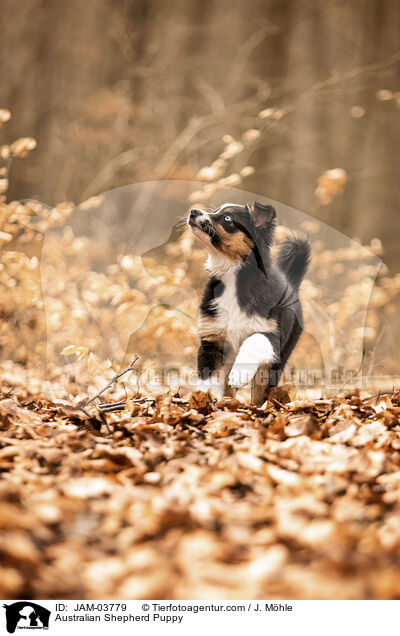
[
  {"left": 98, "top": 398, "right": 153, "bottom": 413},
  {"left": 78, "top": 405, "right": 91, "bottom": 417},
  {"left": 82, "top": 356, "right": 139, "bottom": 408},
  {"left": 97, "top": 395, "right": 189, "bottom": 413},
  {"left": 219, "top": 49, "right": 400, "bottom": 184},
  {"left": 193, "top": 78, "right": 226, "bottom": 115},
  {"left": 282, "top": 50, "right": 400, "bottom": 118}
]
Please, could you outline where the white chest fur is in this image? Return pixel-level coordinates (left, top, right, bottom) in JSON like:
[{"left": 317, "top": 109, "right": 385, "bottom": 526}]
[{"left": 205, "top": 262, "right": 276, "bottom": 353}]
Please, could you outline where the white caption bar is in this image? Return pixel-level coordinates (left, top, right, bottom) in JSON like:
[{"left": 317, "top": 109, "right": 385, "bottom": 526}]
[{"left": 2, "top": 600, "right": 398, "bottom": 636}]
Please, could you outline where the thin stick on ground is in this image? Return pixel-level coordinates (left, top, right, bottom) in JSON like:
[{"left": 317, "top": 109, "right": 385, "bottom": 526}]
[
  {"left": 97, "top": 395, "right": 189, "bottom": 413},
  {"left": 82, "top": 356, "right": 139, "bottom": 409}
]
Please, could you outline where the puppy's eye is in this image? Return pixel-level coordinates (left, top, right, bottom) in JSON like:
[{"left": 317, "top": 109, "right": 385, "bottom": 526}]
[{"left": 224, "top": 214, "right": 233, "bottom": 222}]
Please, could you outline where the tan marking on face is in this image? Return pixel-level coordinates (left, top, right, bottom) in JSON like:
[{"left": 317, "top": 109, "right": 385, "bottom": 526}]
[{"left": 216, "top": 226, "right": 253, "bottom": 260}]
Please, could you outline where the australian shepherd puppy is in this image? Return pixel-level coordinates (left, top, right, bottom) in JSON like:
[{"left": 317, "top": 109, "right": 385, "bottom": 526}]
[{"left": 187, "top": 201, "right": 311, "bottom": 405}]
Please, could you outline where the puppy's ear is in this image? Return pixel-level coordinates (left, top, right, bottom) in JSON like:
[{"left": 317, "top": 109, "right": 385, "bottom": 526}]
[{"left": 250, "top": 201, "right": 276, "bottom": 228}]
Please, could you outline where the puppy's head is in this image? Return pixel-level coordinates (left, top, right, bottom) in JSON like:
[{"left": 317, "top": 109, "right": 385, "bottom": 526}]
[{"left": 187, "top": 201, "right": 276, "bottom": 263}]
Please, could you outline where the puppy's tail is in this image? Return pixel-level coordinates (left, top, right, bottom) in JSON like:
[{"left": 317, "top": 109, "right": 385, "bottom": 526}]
[{"left": 277, "top": 232, "right": 311, "bottom": 289}]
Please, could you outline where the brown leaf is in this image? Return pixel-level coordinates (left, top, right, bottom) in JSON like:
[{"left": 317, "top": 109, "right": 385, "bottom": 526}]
[{"left": 188, "top": 390, "right": 215, "bottom": 414}]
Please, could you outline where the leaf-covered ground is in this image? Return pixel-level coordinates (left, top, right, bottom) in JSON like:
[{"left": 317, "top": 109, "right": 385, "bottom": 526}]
[{"left": 1, "top": 362, "right": 400, "bottom": 600}]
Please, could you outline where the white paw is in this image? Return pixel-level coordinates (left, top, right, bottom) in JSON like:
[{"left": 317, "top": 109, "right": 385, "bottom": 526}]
[{"left": 228, "top": 363, "right": 258, "bottom": 388}]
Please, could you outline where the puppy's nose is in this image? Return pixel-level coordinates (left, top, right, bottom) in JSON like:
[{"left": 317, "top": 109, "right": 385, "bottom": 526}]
[{"left": 190, "top": 208, "right": 202, "bottom": 218}]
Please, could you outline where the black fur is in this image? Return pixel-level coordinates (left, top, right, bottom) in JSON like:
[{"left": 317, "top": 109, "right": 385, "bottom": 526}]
[
  {"left": 277, "top": 232, "right": 311, "bottom": 289},
  {"left": 199, "top": 277, "right": 225, "bottom": 317},
  {"left": 197, "top": 338, "right": 223, "bottom": 380}
]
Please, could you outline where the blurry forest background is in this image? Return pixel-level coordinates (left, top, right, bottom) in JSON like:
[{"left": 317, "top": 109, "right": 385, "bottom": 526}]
[{"left": 1, "top": 0, "right": 399, "bottom": 263}]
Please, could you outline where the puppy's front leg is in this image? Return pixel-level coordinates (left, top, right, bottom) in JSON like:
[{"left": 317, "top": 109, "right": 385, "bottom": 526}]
[
  {"left": 197, "top": 338, "right": 225, "bottom": 399},
  {"left": 228, "top": 333, "right": 278, "bottom": 392},
  {"left": 251, "top": 364, "right": 270, "bottom": 406}
]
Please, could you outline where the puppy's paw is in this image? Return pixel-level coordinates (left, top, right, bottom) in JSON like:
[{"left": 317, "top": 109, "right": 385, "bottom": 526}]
[{"left": 228, "top": 363, "right": 258, "bottom": 388}]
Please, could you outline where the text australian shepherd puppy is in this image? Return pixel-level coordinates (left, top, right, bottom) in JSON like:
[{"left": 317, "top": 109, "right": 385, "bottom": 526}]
[{"left": 187, "top": 201, "right": 311, "bottom": 405}]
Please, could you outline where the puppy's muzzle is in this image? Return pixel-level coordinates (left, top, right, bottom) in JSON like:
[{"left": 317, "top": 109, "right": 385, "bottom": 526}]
[
  {"left": 188, "top": 209, "right": 202, "bottom": 227},
  {"left": 189, "top": 209, "right": 202, "bottom": 220},
  {"left": 188, "top": 209, "right": 214, "bottom": 236}
]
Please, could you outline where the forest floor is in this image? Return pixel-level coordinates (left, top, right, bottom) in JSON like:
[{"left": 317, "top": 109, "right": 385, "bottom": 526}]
[{"left": 1, "top": 361, "right": 400, "bottom": 600}]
